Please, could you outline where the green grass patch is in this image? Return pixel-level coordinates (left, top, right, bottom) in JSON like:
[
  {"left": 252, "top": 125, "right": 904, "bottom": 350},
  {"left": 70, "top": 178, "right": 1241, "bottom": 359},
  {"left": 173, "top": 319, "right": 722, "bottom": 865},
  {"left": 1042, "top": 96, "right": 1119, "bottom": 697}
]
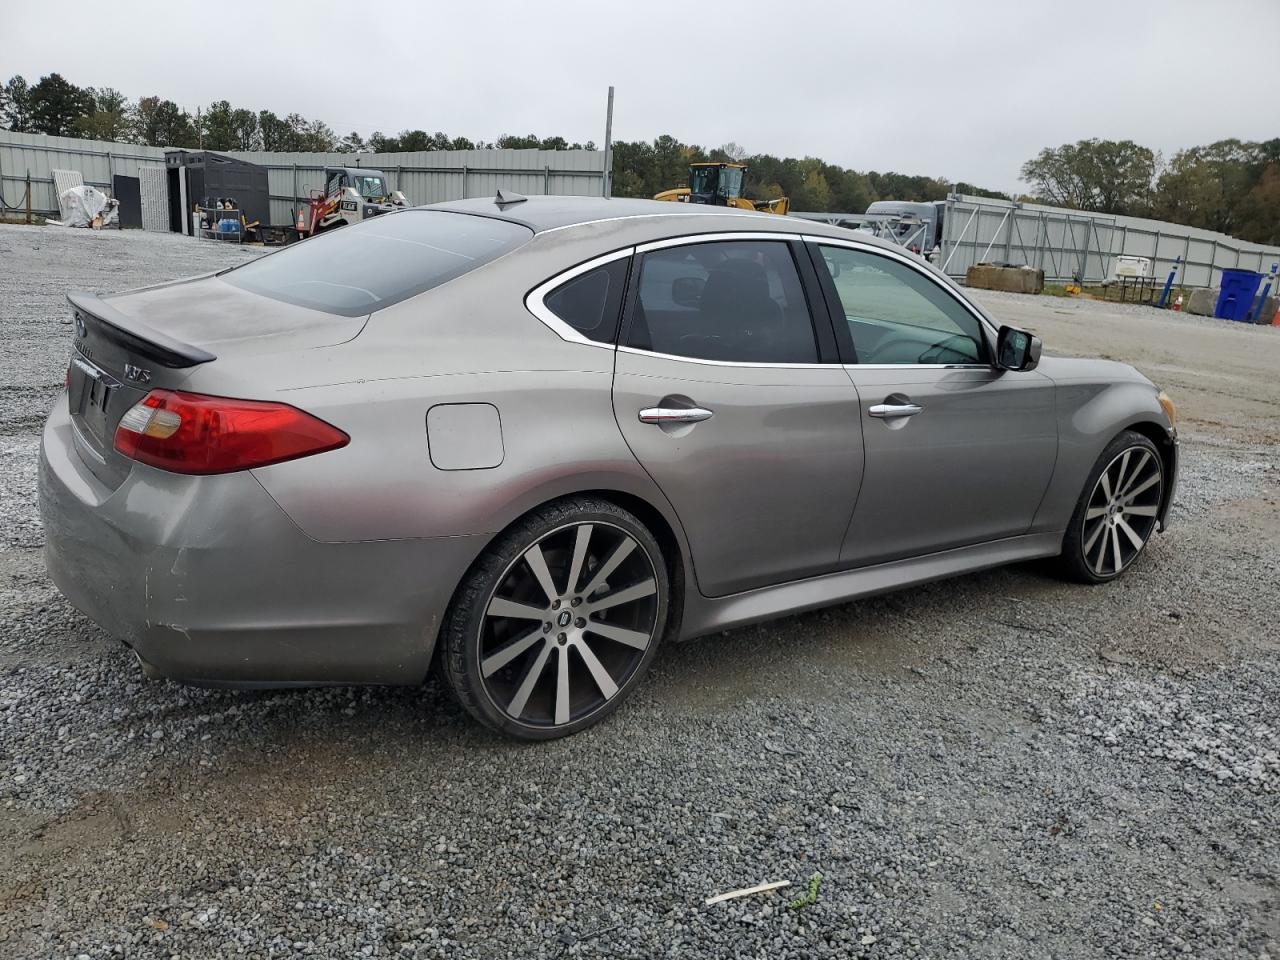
[{"left": 787, "top": 873, "right": 822, "bottom": 911}]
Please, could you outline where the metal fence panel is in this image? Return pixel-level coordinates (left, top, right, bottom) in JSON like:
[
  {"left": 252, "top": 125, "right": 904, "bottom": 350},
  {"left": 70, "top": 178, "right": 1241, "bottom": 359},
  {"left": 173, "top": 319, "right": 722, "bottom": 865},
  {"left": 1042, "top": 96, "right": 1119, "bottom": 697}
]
[
  {"left": 940, "top": 193, "right": 1280, "bottom": 289},
  {"left": 1, "top": 131, "right": 606, "bottom": 227},
  {"left": 139, "top": 167, "right": 169, "bottom": 231}
]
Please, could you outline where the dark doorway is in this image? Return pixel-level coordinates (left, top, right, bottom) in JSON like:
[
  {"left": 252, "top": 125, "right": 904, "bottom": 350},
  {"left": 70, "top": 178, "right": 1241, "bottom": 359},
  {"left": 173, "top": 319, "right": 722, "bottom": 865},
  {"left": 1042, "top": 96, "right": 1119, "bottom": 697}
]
[{"left": 113, "top": 175, "right": 142, "bottom": 229}]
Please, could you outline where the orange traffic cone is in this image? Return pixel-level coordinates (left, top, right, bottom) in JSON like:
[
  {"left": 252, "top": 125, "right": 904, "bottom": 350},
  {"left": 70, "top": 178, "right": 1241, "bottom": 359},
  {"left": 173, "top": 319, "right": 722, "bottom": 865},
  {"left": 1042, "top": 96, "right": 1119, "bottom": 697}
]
[
  {"left": 296, "top": 208, "right": 306, "bottom": 232},
  {"left": 1173, "top": 295, "right": 1183, "bottom": 312}
]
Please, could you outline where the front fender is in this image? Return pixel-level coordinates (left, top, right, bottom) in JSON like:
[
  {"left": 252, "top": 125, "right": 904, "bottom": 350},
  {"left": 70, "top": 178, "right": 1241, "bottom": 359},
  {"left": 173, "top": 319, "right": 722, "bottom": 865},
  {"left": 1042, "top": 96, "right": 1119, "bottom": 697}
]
[{"left": 1031, "top": 376, "right": 1174, "bottom": 536}]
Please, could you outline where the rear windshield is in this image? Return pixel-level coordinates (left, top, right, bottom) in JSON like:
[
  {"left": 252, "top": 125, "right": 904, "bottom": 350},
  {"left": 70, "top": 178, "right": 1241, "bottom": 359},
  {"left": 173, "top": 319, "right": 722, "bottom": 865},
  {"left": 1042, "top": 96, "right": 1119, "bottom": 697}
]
[{"left": 222, "top": 210, "right": 533, "bottom": 316}]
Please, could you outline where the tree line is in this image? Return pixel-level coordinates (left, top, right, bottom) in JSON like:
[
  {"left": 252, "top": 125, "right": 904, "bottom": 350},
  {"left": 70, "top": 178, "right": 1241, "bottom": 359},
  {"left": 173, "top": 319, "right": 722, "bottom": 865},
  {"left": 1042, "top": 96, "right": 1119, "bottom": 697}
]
[
  {"left": 2, "top": 72, "right": 1275, "bottom": 240},
  {"left": 1021, "top": 138, "right": 1280, "bottom": 245},
  {"left": 0, "top": 72, "right": 1011, "bottom": 214}
]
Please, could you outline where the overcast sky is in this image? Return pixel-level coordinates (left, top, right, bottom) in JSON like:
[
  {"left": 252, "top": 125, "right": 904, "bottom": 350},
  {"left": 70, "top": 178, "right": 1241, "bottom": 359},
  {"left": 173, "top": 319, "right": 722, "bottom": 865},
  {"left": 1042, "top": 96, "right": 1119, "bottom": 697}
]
[{"left": 7, "top": 0, "right": 1277, "bottom": 192}]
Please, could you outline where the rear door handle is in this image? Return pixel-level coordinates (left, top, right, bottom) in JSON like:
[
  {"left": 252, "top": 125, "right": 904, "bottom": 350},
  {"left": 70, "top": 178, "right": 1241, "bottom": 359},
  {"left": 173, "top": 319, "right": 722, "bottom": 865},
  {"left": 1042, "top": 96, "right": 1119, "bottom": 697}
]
[
  {"left": 638, "top": 406, "right": 714, "bottom": 424},
  {"left": 869, "top": 402, "right": 923, "bottom": 419}
]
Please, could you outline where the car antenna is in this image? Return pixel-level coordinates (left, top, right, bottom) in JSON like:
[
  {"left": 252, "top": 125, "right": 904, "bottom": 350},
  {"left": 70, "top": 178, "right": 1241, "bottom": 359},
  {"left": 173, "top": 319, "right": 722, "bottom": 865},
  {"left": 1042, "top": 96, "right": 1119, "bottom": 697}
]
[{"left": 494, "top": 189, "right": 528, "bottom": 206}]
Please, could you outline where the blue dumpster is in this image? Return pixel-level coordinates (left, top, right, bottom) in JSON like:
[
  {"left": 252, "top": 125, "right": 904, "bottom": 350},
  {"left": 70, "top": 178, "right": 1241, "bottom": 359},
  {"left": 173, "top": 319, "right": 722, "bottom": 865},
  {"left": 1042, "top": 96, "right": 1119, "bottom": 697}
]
[{"left": 1215, "top": 269, "right": 1264, "bottom": 322}]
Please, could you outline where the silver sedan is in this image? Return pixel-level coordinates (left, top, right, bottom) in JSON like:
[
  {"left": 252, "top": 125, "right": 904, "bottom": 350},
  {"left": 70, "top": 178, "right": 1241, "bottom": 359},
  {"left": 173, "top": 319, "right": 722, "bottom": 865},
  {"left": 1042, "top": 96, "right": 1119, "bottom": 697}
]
[{"left": 39, "top": 196, "right": 1178, "bottom": 739}]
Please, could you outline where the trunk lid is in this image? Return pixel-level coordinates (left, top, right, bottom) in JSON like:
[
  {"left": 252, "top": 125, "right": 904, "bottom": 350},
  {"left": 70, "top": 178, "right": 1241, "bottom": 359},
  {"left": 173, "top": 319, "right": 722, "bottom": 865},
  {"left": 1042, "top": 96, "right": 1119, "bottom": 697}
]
[{"left": 64, "top": 282, "right": 367, "bottom": 489}]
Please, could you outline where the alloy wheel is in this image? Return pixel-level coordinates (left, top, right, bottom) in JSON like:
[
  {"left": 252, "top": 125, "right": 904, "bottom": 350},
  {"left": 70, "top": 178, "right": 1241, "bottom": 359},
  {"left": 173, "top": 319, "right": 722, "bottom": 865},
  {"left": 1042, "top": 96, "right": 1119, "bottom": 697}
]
[
  {"left": 477, "top": 521, "right": 661, "bottom": 729},
  {"left": 1081, "top": 446, "right": 1163, "bottom": 577}
]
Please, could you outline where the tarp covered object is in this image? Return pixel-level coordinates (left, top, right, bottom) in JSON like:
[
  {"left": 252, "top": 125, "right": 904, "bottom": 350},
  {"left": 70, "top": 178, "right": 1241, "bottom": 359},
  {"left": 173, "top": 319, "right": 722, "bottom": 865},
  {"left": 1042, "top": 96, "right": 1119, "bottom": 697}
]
[{"left": 54, "top": 185, "right": 119, "bottom": 227}]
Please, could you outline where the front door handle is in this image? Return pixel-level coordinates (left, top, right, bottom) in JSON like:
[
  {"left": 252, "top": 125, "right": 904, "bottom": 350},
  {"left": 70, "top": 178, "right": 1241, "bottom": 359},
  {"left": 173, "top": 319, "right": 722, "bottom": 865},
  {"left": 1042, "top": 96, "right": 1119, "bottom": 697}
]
[
  {"left": 638, "top": 406, "right": 714, "bottom": 424},
  {"left": 869, "top": 401, "right": 923, "bottom": 419}
]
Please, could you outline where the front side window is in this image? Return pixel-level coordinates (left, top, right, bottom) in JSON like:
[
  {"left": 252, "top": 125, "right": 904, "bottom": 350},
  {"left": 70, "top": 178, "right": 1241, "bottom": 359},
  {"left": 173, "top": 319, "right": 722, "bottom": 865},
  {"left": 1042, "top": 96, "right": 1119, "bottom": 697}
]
[
  {"left": 543, "top": 258, "right": 629, "bottom": 344},
  {"left": 816, "top": 245, "right": 987, "bottom": 365},
  {"left": 688, "top": 166, "right": 717, "bottom": 200},
  {"left": 352, "top": 175, "right": 390, "bottom": 199},
  {"left": 626, "top": 240, "right": 818, "bottom": 364},
  {"left": 718, "top": 165, "right": 743, "bottom": 199},
  {"left": 223, "top": 210, "right": 532, "bottom": 316}
]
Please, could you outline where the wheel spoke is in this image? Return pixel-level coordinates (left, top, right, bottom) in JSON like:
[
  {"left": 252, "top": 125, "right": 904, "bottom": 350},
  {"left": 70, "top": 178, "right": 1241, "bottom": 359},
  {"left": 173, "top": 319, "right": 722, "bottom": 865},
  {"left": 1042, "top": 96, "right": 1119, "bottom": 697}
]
[
  {"left": 588, "top": 578, "right": 656, "bottom": 612},
  {"left": 1091, "top": 525, "right": 1109, "bottom": 573},
  {"left": 1116, "top": 516, "right": 1146, "bottom": 551},
  {"left": 523, "top": 544, "right": 559, "bottom": 605},
  {"left": 507, "top": 641, "right": 553, "bottom": 718},
  {"left": 566, "top": 524, "right": 593, "bottom": 596},
  {"left": 1122, "top": 473, "right": 1160, "bottom": 502},
  {"left": 580, "top": 538, "right": 637, "bottom": 599},
  {"left": 575, "top": 638, "right": 619, "bottom": 699},
  {"left": 1113, "top": 451, "right": 1131, "bottom": 496},
  {"left": 555, "top": 646, "right": 571, "bottom": 725},
  {"left": 1083, "top": 519, "right": 1106, "bottom": 556},
  {"left": 1124, "top": 504, "right": 1159, "bottom": 517},
  {"left": 1085, "top": 505, "right": 1108, "bottom": 520},
  {"left": 584, "top": 620, "right": 652, "bottom": 650},
  {"left": 1099, "top": 471, "right": 1113, "bottom": 502},
  {"left": 1118, "top": 451, "right": 1150, "bottom": 497},
  {"left": 481, "top": 628, "right": 544, "bottom": 678},
  {"left": 1110, "top": 526, "right": 1123, "bottom": 574},
  {"left": 487, "top": 597, "right": 547, "bottom": 621}
]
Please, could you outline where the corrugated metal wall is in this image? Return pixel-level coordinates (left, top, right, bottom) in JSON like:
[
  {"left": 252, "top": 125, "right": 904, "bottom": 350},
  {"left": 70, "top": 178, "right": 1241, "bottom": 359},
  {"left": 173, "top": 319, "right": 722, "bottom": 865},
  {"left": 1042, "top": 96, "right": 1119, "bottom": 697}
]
[
  {"left": 940, "top": 194, "right": 1280, "bottom": 289},
  {"left": 0, "top": 130, "right": 606, "bottom": 226},
  {"left": 0, "top": 131, "right": 168, "bottom": 216}
]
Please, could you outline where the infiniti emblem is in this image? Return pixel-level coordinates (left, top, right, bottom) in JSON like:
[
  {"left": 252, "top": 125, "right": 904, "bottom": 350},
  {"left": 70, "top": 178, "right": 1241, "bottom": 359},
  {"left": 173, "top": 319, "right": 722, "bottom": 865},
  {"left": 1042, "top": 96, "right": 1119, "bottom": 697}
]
[
  {"left": 74, "top": 312, "right": 87, "bottom": 339},
  {"left": 557, "top": 610, "right": 572, "bottom": 628}
]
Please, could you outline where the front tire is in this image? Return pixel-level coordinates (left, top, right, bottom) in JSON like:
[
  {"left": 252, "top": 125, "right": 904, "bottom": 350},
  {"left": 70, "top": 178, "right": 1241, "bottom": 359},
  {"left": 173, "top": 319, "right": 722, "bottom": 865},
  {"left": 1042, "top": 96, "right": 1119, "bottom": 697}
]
[
  {"left": 1058, "top": 430, "right": 1164, "bottom": 583},
  {"left": 440, "top": 497, "right": 669, "bottom": 740}
]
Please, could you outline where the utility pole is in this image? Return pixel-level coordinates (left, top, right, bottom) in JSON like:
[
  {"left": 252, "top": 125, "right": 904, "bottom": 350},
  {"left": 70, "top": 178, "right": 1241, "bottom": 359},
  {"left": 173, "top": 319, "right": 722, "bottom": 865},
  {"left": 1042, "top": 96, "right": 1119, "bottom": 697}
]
[{"left": 602, "top": 86, "right": 614, "bottom": 198}]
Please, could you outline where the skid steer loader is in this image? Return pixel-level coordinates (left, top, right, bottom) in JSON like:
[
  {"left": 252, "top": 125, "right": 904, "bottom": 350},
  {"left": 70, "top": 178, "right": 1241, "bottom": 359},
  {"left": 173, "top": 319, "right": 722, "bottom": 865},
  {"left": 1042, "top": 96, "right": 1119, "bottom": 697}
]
[{"left": 297, "top": 167, "right": 409, "bottom": 236}]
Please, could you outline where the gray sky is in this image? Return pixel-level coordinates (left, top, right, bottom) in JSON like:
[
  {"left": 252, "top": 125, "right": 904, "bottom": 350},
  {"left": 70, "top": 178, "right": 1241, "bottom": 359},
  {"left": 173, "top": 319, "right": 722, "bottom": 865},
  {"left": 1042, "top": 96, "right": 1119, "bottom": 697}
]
[{"left": 8, "top": 0, "right": 1278, "bottom": 192}]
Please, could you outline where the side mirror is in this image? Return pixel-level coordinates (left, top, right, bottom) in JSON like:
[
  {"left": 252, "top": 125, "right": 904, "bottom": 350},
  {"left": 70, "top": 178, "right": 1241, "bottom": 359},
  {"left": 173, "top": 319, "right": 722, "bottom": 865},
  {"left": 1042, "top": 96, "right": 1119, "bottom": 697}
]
[
  {"left": 672, "top": 275, "right": 705, "bottom": 307},
  {"left": 996, "top": 325, "right": 1042, "bottom": 371}
]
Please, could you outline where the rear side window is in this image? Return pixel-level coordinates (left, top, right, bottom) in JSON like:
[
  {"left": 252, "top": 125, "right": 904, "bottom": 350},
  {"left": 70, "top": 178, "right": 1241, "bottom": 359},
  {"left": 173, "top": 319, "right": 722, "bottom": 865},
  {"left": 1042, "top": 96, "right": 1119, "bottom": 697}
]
[
  {"left": 627, "top": 240, "right": 818, "bottom": 364},
  {"left": 223, "top": 210, "right": 532, "bottom": 316},
  {"left": 543, "top": 258, "right": 629, "bottom": 344}
]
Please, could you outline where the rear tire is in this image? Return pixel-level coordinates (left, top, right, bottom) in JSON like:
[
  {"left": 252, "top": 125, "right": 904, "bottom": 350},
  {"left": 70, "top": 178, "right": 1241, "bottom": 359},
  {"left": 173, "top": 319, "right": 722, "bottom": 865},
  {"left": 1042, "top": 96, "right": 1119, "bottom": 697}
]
[
  {"left": 440, "top": 497, "right": 669, "bottom": 740},
  {"left": 1057, "top": 430, "right": 1164, "bottom": 583}
]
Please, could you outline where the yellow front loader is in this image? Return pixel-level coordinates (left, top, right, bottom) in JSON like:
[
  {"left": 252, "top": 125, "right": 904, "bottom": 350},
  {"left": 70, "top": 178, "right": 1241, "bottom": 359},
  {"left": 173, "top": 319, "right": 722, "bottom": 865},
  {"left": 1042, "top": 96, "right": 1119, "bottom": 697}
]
[{"left": 654, "top": 162, "right": 790, "bottom": 215}]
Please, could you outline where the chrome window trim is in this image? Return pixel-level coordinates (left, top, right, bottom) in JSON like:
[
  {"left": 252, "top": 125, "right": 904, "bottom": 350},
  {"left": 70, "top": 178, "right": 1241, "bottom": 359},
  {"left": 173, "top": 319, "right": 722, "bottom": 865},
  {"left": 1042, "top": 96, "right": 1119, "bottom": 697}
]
[
  {"left": 524, "top": 246, "right": 635, "bottom": 348},
  {"left": 618, "top": 345, "right": 838, "bottom": 369},
  {"left": 634, "top": 231, "right": 800, "bottom": 254},
  {"left": 537, "top": 212, "right": 776, "bottom": 235},
  {"left": 801, "top": 233, "right": 1000, "bottom": 342},
  {"left": 843, "top": 362, "right": 991, "bottom": 372}
]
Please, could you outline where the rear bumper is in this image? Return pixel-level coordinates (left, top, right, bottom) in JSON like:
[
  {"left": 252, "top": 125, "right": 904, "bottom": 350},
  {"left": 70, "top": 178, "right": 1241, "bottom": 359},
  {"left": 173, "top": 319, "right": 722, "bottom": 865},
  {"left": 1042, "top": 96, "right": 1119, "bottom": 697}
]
[{"left": 39, "top": 400, "right": 483, "bottom": 685}]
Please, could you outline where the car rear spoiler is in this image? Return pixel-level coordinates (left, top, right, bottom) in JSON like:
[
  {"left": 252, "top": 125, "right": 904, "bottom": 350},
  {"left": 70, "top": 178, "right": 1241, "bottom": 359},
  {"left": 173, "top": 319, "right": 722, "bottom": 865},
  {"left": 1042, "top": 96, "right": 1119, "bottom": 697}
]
[{"left": 67, "top": 292, "right": 217, "bottom": 368}]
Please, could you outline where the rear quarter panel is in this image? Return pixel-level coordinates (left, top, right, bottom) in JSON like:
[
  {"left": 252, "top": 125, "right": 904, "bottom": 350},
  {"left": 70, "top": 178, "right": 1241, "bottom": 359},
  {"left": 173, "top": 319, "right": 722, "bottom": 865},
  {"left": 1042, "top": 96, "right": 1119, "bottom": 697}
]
[{"left": 193, "top": 228, "right": 693, "bottom": 560}]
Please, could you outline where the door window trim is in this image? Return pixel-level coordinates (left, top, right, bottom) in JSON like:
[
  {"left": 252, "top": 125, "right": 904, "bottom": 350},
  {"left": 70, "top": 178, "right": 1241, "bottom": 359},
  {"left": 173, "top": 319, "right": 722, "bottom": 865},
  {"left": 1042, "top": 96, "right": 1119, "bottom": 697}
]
[
  {"left": 803, "top": 235, "right": 998, "bottom": 368},
  {"left": 620, "top": 231, "right": 842, "bottom": 368},
  {"left": 525, "top": 246, "right": 635, "bottom": 348}
]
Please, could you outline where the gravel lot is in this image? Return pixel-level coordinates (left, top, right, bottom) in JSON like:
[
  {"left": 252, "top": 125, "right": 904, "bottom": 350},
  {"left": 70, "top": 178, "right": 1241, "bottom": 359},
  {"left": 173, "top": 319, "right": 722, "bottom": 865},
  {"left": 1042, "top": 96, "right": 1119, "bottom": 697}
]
[{"left": 1, "top": 223, "right": 1277, "bottom": 960}]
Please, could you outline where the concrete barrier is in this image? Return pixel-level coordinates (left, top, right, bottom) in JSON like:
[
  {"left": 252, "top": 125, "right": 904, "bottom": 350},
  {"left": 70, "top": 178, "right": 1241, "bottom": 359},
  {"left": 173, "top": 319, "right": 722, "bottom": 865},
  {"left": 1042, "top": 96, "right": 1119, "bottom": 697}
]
[
  {"left": 1186, "top": 288, "right": 1217, "bottom": 317},
  {"left": 1254, "top": 295, "right": 1277, "bottom": 325},
  {"left": 964, "top": 263, "right": 1045, "bottom": 295}
]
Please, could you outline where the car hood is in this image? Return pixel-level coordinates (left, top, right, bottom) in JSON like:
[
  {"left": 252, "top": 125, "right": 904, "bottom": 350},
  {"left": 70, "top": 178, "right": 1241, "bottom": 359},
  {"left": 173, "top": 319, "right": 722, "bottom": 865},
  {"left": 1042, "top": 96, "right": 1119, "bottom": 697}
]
[
  {"left": 104, "top": 276, "right": 369, "bottom": 359},
  {"left": 1036, "top": 354, "right": 1154, "bottom": 387}
]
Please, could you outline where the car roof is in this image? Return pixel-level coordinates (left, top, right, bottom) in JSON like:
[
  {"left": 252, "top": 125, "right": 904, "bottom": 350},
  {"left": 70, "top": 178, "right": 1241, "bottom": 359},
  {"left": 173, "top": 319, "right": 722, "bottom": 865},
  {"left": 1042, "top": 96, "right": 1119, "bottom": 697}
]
[
  {"left": 419, "top": 194, "right": 923, "bottom": 260},
  {"left": 424, "top": 195, "right": 795, "bottom": 233}
]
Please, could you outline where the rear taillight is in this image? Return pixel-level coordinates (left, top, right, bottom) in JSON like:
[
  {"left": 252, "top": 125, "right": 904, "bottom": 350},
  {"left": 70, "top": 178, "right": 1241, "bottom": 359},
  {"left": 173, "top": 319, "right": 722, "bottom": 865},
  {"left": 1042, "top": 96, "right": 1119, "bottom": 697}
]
[{"left": 113, "top": 390, "right": 349, "bottom": 475}]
